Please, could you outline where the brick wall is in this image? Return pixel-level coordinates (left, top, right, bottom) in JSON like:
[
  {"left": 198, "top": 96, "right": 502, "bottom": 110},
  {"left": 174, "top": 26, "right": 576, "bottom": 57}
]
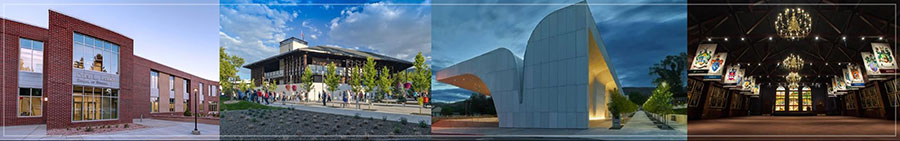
[
  {"left": 2, "top": 18, "right": 50, "bottom": 126},
  {"left": 46, "top": 10, "right": 135, "bottom": 129},
  {"left": 3, "top": 10, "right": 218, "bottom": 129}
]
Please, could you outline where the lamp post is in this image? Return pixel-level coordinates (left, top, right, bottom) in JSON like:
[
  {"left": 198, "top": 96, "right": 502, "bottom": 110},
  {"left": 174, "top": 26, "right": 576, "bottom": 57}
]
[{"left": 192, "top": 88, "right": 200, "bottom": 135}]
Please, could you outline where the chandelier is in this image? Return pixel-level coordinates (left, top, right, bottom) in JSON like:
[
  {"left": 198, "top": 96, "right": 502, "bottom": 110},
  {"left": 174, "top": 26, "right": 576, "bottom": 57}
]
[
  {"left": 782, "top": 54, "right": 804, "bottom": 71},
  {"left": 775, "top": 8, "right": 812, "bottom": 39},
  {"left": 786, "top": 72, "right": 802, "bottom": 89}
]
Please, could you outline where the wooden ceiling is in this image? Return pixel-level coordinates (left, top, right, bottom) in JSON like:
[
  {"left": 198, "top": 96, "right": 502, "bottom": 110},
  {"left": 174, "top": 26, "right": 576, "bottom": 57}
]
[{"left": 688, "top": 0, "right": 898, "bottom": 84}]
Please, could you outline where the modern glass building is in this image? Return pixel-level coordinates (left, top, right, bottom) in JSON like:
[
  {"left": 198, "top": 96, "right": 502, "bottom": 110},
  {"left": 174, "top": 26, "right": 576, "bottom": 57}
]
[
  {"left": 2, "top": 11, "right": 219, "bottom": 129},
  {"left": 435, "top": 1, "right": 623, "bottom": 129}
]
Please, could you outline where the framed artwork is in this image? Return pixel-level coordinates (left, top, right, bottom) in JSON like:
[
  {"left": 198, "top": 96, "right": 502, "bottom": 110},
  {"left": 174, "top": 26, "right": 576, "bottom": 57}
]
[
  {"left": 688, "top": 79, "right": 704, "bottom": 107},
  {"left": 708, "top": 53, "right": 727, "bottom": 75},
  {"left": 845, "top": 93, "right": 857, "bottom": 110},
  {"left": 723, "top": 64, "right": 740, "bottom": 84}
]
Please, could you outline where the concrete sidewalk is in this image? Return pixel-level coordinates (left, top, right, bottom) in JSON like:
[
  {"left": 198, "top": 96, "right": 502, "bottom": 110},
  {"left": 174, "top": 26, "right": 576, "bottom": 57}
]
[
  {"left": 270, "top": 102, "right": 432, "bottom": 125},
  {"left": 1, "top": 119, "right": 219, "bottom": 140}
]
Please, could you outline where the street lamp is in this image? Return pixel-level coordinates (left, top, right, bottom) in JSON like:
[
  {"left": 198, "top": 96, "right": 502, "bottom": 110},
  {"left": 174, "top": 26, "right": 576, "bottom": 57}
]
[{"left": 192, "top": 88, "right": 200, "bottom": 135}]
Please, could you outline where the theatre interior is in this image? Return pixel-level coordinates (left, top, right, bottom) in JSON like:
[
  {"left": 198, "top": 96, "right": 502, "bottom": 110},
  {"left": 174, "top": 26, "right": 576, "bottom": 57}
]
[{"left": 686, "top": 2, "right": 899, "bottom": 136}]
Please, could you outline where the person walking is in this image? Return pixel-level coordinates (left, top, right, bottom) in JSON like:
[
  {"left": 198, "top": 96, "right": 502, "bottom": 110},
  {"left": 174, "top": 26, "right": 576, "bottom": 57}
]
[
  {"left": 321, "top": 91, "right": 327, "bottom": 106},
  {"left": 264, "top": 91, "right": 270, "bottom": 105}
]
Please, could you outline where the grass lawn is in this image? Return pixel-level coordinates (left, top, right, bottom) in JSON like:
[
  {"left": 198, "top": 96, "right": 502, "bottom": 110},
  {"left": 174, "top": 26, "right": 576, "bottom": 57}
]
[{"left": 222, "top": 97, "right": 284, "bottom": 111}]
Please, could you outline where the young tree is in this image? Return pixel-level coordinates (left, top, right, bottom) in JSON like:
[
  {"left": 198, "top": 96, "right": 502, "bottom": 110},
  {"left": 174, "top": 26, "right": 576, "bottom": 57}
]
[
  {"left": 393, "top": 71, "right": 408, "bottom": 99},
  {"left": 644, "top": 81, "right": 673, "bottom": 124},
  {"left": 325, "top": 62, "right": 340, "bottom": 105},
  {"left": 219, "top": 47, "right": 244, "bottom": 98},
  {"left": 300, "top": 66, "right": 314, "bottom": 102},
  {"left": 349, "top": 67, "right": 363, "bottom": 109},
  {"left": 377, "top": 66, "right": 392, "bottom": 102},
  {"left": 363, "top": 57, "right": 378, "bottom": 104},
  {"left": 411, "top": 52, "right": 430, "bottom": 96}
]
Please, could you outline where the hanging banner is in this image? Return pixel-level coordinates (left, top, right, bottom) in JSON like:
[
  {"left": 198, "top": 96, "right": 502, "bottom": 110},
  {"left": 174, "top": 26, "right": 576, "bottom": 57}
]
[
  {"left": 703, "top": 53, "right": 728, "bottom": 81},
  {"left": 723, "top": 64, "right": 741, "bottom": 86},
  {"left": 848, "top": 64, "right": 865, "bottom": 87},
  {"left": 861, "top": 52, "right": 888, "bottom": 80},
  {"left": 872, "top": 43, "right": 898, "bottom": 74},
  {"left": 689, "top": 44, "right": 717, "bottom": 75}
]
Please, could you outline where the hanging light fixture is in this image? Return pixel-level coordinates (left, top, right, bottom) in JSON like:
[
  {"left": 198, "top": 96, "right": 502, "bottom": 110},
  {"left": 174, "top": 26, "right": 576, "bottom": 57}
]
[
  {"left": 782, "top": 54, "right": 804, "bottom": 71},
  {"left": 786, "top": 72, "right": 802, "bottom": 89},
  {"left": 775, "top": 8, "right": 812, "bottom": 39}
]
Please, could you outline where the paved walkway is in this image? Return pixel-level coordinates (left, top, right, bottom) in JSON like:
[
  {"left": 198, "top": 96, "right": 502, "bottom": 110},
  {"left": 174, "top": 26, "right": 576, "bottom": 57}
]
[
  {"left": 269, "top": 102, "right": 432, "bottom": 125},
  {"left": 431, "top": 111, "right": 685, "bottom": 140},
  {"left": 1, "top": 119, "right": 219, "bottom": 140}
]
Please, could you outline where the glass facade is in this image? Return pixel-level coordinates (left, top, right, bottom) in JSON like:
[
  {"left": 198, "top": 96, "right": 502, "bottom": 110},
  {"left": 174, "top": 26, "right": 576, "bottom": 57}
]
[
  {"left": 72, "top": 86, "right": 118, "bottom": 121},
  {"left": 19, "top": 38, "right": 44, "bottom": 72},
  {"left": 72, "top": 33, "right": 118, "bottom": 74},
  {"left": 169, "top": 76, "right": 175, "bottom": 112},
  {"left": 18, "top": 88, "right": 42, "bottom": 117}
]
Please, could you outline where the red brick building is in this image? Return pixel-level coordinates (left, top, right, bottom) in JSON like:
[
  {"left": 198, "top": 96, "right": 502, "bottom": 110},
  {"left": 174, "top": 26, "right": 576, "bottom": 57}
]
[{"left": 2, "top": 10, "right": 218, "bottom": 129}]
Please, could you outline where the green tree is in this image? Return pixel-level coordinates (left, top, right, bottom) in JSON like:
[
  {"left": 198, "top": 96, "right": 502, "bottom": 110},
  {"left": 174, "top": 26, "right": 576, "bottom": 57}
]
[
  {"left": 377, "top": 66, "right": 392, "bottom": 102},
  {"left": 325, "top": 62, "right": 340, "bottom": 96},
  {"left": 649, "top": 52, "right": 687, "bottom": 98},
  {"left": 644, "top": 82, "right": 674, "bottom": 123},
  {"left": 300, "top": 66, "right": 314, "bottom": 100},
  {"left": 350, "top": 67, "right": 364, "bottom": 108},
  {"left": 219, "top": 47, "right": 244, "bottom": 98},
  {"left": 363, "top": 57, "right": 378, "bottom": 102},
  {"left": 608, "top": 88, "right": 638, "bottom": 119},
  {"left": 393, "top": 71, "right": 408, "bottom": 98},
  {"left": 411, "top": 52, "right": 431, "bottom": 95}
]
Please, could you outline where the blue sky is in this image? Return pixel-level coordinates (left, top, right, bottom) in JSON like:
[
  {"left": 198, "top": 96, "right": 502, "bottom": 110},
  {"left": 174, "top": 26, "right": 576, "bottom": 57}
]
[
  {"left": 431, "top": 0, "right": 687, "bottom": 103},
  {"left": 0, "top": 0, "right": 220, "bottom": 81},
  {"left": 219, "top": 0, "right": 431, "bottom": 80}
]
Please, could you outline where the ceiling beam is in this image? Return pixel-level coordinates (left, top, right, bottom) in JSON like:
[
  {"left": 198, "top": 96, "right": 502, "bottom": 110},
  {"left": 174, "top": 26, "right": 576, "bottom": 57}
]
[
  {"left": 858, "top": 14, "right": 885, "bottom": 35},
  {"left": 745, "top": 9, "right": 773, "bottom": 35},
  {"left": 815, "top": 9, "right": 842, "bottom": 34}
]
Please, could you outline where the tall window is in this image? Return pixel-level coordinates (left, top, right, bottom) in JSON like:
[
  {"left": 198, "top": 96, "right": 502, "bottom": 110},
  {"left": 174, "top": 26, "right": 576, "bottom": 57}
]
[
  {"left": 72, "top": 86, "right": 118, "bottom": 121},
  {"left": 150, "top": 71, "right": 159, "bottom": 113},
  {"left": 19, "top": 38, "right": 44, "bottom": 117},
  {"left": 18, "top": 88, "right": 42, "bottom": 117},
  {"left": 169, "top": 76, "right": 175, "bottom": 112},
  {"left": 183, "top": 80, "right": 189, "bottom": 112},
  {"left": 199, "top": 83, "right": 204, "bottom": 111},
  {"left": 72, "top": 33, "right": 118, "bottom": 75},
  {"left": 19, "top": 38, "right": 43, "bottom": 72}
]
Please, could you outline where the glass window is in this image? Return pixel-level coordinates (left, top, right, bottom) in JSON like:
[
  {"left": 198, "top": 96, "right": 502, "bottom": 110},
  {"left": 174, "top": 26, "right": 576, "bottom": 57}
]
[
  {"left": 71, "top": 86, "right": 118, "bottom": 121},
  {"left": 150, "top": 71, "right": 159, "bottom": 89},
  {"left": 73, "top": 86, "right": 84, "bottom": 121},
  {"left": 32, "top": 41, "right": 43, "bottom": 73},
  {"left": 19, "top": 38, "right": 33, "bottom": 72},
  {"left": 169, "top": 98, "right": 175, "bottom": 112},
  {"left": 199, "top": 83, "right": 204, "bottom": 101},
  {"left": 151, "top": 97, "right": 159, "bottom": 113},
  {"left": 18, "top": 88, "right": 42, "bottom": 117},
  {"left": 170, "top": 76, "right": 175, "bottom": 92},
  {"left": 73, "top": 33, "right": 119, "bottom": 74}
]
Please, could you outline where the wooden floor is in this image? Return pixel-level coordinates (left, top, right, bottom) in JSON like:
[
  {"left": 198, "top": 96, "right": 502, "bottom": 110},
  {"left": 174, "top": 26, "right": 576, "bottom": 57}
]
[{"left": 689, "top": 116, "right": 900, "bottom": 140}]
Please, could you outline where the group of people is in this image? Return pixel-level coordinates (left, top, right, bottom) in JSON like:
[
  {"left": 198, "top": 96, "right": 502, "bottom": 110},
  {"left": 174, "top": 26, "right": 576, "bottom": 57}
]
[{"left": 237, "top": 89, "right": 276, "bottom": 105}]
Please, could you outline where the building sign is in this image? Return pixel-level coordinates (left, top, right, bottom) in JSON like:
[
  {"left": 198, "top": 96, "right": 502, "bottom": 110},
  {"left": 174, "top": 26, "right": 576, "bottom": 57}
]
[
  {"left": 73, "top": 69, "right": 119, "bottom": 88},
  {"left": 264, "top": 70, "right": 284, "bottom": 79}
]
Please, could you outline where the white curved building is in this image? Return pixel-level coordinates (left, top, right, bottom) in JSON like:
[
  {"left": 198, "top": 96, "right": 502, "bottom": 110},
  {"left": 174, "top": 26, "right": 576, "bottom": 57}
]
[{"left": 435, "top": 1, "right": 622, "bottom": 129}]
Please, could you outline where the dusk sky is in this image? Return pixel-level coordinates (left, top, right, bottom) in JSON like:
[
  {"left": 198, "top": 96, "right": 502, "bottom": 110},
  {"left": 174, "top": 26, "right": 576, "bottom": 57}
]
[
  {"left": 431, "top": 0, "right": 687, "bottom": 103},
  {"left": 0, "top": 0, "right": 220, "bottom": 81},
  {"left": 219, "top": 0, "right": 432, "bottom": 80}
]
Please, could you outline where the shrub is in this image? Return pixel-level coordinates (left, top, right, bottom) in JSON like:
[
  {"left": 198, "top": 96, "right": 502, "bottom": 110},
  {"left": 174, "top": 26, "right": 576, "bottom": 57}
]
[
  {"left": 418, "top": 121, "right": 428, "bottom": 128},
  {"left": 392, "top": 125, "right": 402, "bottom": 134},
  {"left": 184, "top": 108, "right": 192, "bottom": 116},
  {"left": 400, "top": 117, "right": 408, "bottom": 125},
  {"left": 382, "top": 116, "right": 387, "bottom": 121},
  {"left": 354, "top": 113, "right": 361, "bottom": 119},
  {"left": 85, "top": 126, "right": 94, "bottom": 132},
  {"left": 124, "top": 124, "right": 130, "bottom": 128}
]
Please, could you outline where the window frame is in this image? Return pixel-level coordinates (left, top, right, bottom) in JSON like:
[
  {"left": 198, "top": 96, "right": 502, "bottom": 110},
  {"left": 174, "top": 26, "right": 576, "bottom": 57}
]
[{"left": 17, "top": 88, "right": 43, "bottom": 118}]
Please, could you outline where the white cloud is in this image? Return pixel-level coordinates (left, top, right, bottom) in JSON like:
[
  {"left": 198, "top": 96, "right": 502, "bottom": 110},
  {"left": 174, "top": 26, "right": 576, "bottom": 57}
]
[
  {"left": 309, "top": 34, "right": 318, "bottom": 39},
  {"left": 327, "top": 1, "right": 431, "bottom": 61},
  {"left": 219, "top": 2, "right": 296, "bottom": 71}
]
